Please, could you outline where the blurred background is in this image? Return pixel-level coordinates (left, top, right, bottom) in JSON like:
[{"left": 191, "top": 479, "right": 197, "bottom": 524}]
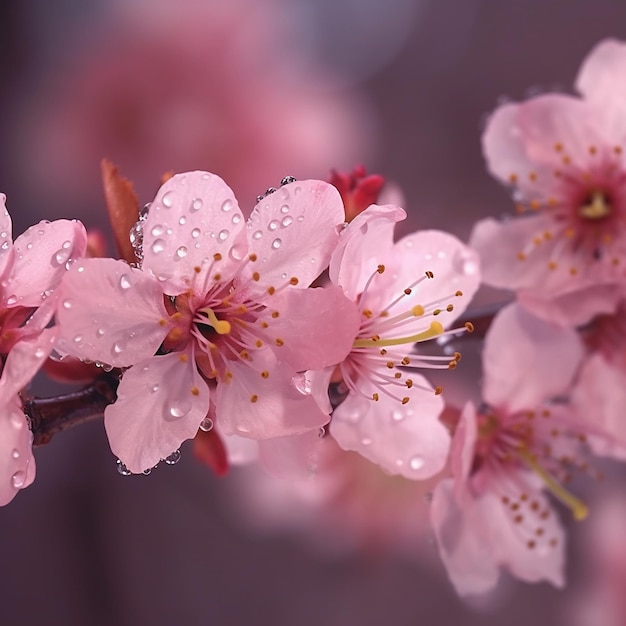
[{"left": 1, "top": 0, "right": 626, "bottom": 624}]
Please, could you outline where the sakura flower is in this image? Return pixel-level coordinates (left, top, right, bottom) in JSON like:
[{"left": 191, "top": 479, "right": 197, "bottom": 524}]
[
  {"left": 471, "top": 39, "right": 626, "bottom": 325},
  {"left": 328, "top": 204, "right": 480, "bottom": 480},
  {"left": 430, "top": 304, "right": 594, "bottom": 595},
  {"left": 57, "top": 172, "right": 359, "bottom": 474},
  {"left": 0, "top": 193, "right": 87, "bottom": 504}
]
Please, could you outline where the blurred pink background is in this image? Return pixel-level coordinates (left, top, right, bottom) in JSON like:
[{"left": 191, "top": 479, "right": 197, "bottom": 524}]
[{"left": 1, "top": 1, "right": 625, "bottom": 624}]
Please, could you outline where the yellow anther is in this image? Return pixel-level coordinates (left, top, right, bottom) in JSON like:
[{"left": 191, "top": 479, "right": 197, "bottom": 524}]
[
  {"left": 377, "top": 264, "right": 385, "bottom": 274},
  {"left": 386, "top": 361, "right": 394, "bottom": 369},
  {"left": 446, "top": 304, "right": 454, "bottom": 312},
  {"left": 250, "top": 394, "right": 258, "bottom": 403},
  {"left": 271, "top": 311, "right": 279, "bottom": 319},
  {"left": 412, "top": 305, "right": 425, "bottom": 316},
  {"left": 289, "top": 277, "right": 299, "bottom": 285},
  {"left": 261, "top": 371, "right": 269, "bottom": 379},
  {"left": 425, "top": 270, "right": 434, "bottom": 279},
  {"left": 372, "top": 393, "right": 379, "bottom": 401},
  {"left": 401, "top": 357, "right": 410, "bottom": 365},
  {"left": 401, "top": 397, "right": 409, "bottom": 405},
  {"left": 404, "top": 288, "right": 412, "bottom": 295},
  {"left": 249, "top": 253, "right": 257, "bottom": 262},
  {"left": 579, "top": 191, "right": 611, "bottom": 220},
  {"left": 268, "top": 286, "right": 276, "bottom": 295},
  {"left": 255, "top": 339, "right": 263, "bottom": 348},
  {"left": 406, "top": 379, "right": 413, "bottom": 388},
  {"left": 455, "top": 290, "right": 463, "bottom": 297},
  {"left": 194, "top": 266, "right": 201, "bottom": 273},
  {"left": 509, "top": 173, "right": 518, "bottom": 183},
  {"left": 191, "top": 386, "right": 200, "bottom": 396},
  {"left": 213, "top": 273, "right": 221, "bottom": 281},
  {"left": 179, "top": 353, "right": 188, "bottom": 363},
  {"left": 204, "top": 309, "right": 231, "bottom": 334},
  {"left": 213, "top": 253, "right": 222, "bottom": 261},
  {"left": 252, "top": 272, "right": 260, "bottom": 281},
  {"left": 434, "top": 386, "right": 443, "bottom": 395},
  {"left": 275, "top": 338, "right": 284, "bottom": 346},
  {"left": 433, "top": 308, "right": 442, "bottom": 316},
  {"left": 465, "top": 322, "right": 474, "bottom": 332}
]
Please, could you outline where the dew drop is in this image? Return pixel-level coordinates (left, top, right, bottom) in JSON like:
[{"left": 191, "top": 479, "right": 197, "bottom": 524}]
[
  {"left": 151, "top": 239, "right": 166, "bottom": 254},
  {"left": 232, "top": 214, "right": 241, "bottom": 225},
  {"left": 191, "top": 227, "right": 201, "bottom": 238},
  {"left": 175, "top": 246, "right": 188, "bottom": 259},
  {"left": 229, "top": 244, "right": 246, "bottom": 261},
  {"left": 151, "top": 383, "right": 160, "bottom": 393},
  {"left": 280, "top": 204, "right": 290, "bottom": 214},
  {"left": 34, "top": 348, "right": 45, "bottom": 358},
  {"left": 454, "top": 250, "right": 478, "bottom": 276},
  {"left": 6, "top": 295, "right": 17, "bottom": 306},
  {"left": 54, "top": 248, "right": 71, "bottom": 266},
  {"left": 112, "top": 342, "right": 125, "bottom": 355},
  {"left": 271, "top": 238, "right": 282, "bottom": 250},
  {"left": 296, "top": 215, "right": 305, "bottom": 223},
  {"left": 119, "top": 274, "right": 132, "bottom": 290},
  {"left": 162, "top": 191, "right": 175, "bottom": 207},
  {"left": 11, "top": 471, "right": 26, "bottom": 489},
  {"left": 221, "top": 199, "right": 233, "bottom": 212},
  {"left": 116, "top": 459, "right": 132, "bottom": 476},
  {"left": 218, "top": 229, "right": 230, "bottom": 242},
  {"left": 62, "top": 240, "right": 72, "bottom": 250},
  {"left": 391, "top": 409, "right": 405, "bottom": 422},
  {"left": 281, "top": 272, "right": 287, "bottom": 279},
  {"left": 199, "top": 417, "right": 214, "bottom": 432},
  {"left": 268, "top": 219, "right": 280, "bottom": 231},
  {"left": 96, "top": 328, "right": 105, "bottom": 338},
  {"left": 179, "top": 216, "right": 187, "bottom": 225},
  {"left": 252, "top": 230, "right": 263, "bottom": 241},
  {"left": 151, "top": 225, "right": 164, "bottom": 237},
  {"left": 293, "top": 373, "right": 312, "bottom": 396},
  {"left": 361, "top": 436, "right": 373, "bottom": 446},
  {"left": 11, "top": 449, "right": 19, "bottom": 460},
  {"left": 409, "top": 455, "right": 425, "bottom": 471},
  {"left": 142, "top": 468, "right": 152, "bottom": 476},
  {"left": 62, "top": 299, "right": 72, "bottom": 309},
  {"left": 164, "top": 449, "right": 182, "bottom": 465},
  {"left": 167, "top": 401, "right": 191, "bottom": 418},
  {"left": 191, "top": 198, "right": 203, "bottom": 212},
  {"left": 73, "top": 334, "right": 83, "bottom": 344},
  {"left": 281, "top": 216, "right": 293, "bottom": 228},
  {"left": 1, "top": 241, "right": 9, "bottom": 251},
  {"left": 26, "top": 243, "right": 33, "bottom": 250}
]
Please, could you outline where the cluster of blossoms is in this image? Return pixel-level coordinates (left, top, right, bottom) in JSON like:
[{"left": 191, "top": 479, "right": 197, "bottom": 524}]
[{"left": 3, "top": 37, "right": 626, "bottom": 600}]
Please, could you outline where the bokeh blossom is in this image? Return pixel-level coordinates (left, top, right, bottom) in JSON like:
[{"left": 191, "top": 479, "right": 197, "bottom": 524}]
[
  {"left": 471, "top": 39, "right": 626, "bottom": 326},
  {"left": 57, "top": 171, "right": 359, "bottom": 473},
  {"left": 430, "top": 304, "right": 593, "bottom": 595},
  {"left": 328, "top": 203, "right": 480, "bottom": 480}
]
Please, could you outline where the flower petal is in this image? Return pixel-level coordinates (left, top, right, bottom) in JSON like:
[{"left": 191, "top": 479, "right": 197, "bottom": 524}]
[
  {"left": 216, "top": 349, "right": 329, "bottom": 439},
  {"left": 242, "top": 180, "right": 345, "bottom": 294},
  {"left": 257, "top": 430, "right": 322, "bottom": 479},
  {"left": 56, "top": 258, "right": 170, "bottom": 367},
  {"left": 329, "top": 203, "right": 406, "bottom": 300},
  {"left": 0, "top": 194, "right": 14, "bottom": 282},
  {"left": 9, "top": 219, "right": 88, "bottom": 307},
  {"left": 105, "top": 349, "right": 210, "bottom": 473},
  {"left": 483, "top": 304, "right": 583, "bottom": 413},
  {"left": 141, "top": 171, "right": 247, "bottom": 295},
  {"left": 260, "top": 285, "right": 360, "bottom": 371},
  {"left": 330, "top": 377, "right": 448, "bottom": 480}
]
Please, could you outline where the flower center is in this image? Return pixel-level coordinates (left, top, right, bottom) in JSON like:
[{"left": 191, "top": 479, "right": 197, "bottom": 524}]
[{"left": 578, "top": 190, "right": 611, "bottom": 220}]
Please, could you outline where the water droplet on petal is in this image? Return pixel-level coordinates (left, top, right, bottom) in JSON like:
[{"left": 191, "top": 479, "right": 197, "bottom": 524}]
[
  {"left": 62, "top": 240, "right": 72, "bottom": 250},
  {"left": 252, "top": 230, "right": 263, "bottom": 240},
  {"left": 175, "top": 246, "right": 188, "bottom": 259},
  {"left": 62, "top": 299, "right": 72, "bottom": 309},
  {"left": 296, "top": 215, "right": 304, "bottom": 223},
  {"left": 221, "top": 199, "right": 233, "bottom": 212},
  {"left": 409, "top": 455, "right": 425, "bottom": 471},
  {"left": 361, "top": 436, "right": 373, "bottom": 447},
  {"left": 218, "top": 229, "right": 230, "bottom": 242},
  {"left": 116, "top": 459, "right": 132, "bottom": 476},
  {"left": 391, "top": 409, "right": 405, "bottom": 422},
  {"left": 280, "top": 204, "right": 290, "bottom": 214},
  {"left": 1, "top": 241, "right": 9, "bottom": 251},
  {"left": 11, "top": 471, "right": 26, "bottom": 489},
  {"left": 271, "top": 238, "right": 282, "bottom": 250},
  {"left": 96, "top": 328, "right": 105, "bottom": 338},
  {"left": 151, "top": 224, "right": 164, "bottom": 237},
  {"left": 142, "top": 467, "right": 152, "bottom": 475},
  {"left": 199, "top": 417, "right": 214, "bottom": 432},
  {"left": 34, "top": 348, "right": 45, "bottom": 358},
  {"left": 191, "top": 198, "right": 203, "bottom": 212},
  {"left": 54, "top": 248, "right": 71, "bottom": 266},
  {"left": 6, "top": 295, "right": 17, "bottom": 306},
  {"left": 191, "top": 228, "right": 201, "bottom": 239},
  {"left": 11, "top": 449, "right": 20, "bottom": 460},
  {"left": 112, "top": 342, "right": 125, "bottom": 355},
  {"left": 119, "top": 274, "right": 132, "bottom": 290},
  {"left": 179, "top": 216, "right": 187, "bottom": 225},
  {"left": 151, "top": 239, "right": 166, "bottom": 254},
  {"left": 162, "top": 191, "right": 175, "bottom": 207},
  {"left": 293, "top": 373, "right": 312, "bottom": 395},
  {"left": 232, "top": 214, "right": 241, "bottom": 225},
  {"left": 268, "top": 220, "right": 280, "bottom": 231},
  {"left": 281, "top": 216, "right": 293, "bottom": 227},
  {"left": 73, "top": 334, "right": 83, "bottom": 344},
  {"left": 229, "top": 244, "right": 246, "bottom": 261},
  {"left": 151, "top": 383, "right": 159, "bottom": 393},
  {"left": 454, "top": 250, "right": 478, "bottom": 276},
  {"left": 167, "top": 400, "right": 191, "bottom": 418},
  {"left": 164, "top": 449, "right": 182, "bottom": 465}
]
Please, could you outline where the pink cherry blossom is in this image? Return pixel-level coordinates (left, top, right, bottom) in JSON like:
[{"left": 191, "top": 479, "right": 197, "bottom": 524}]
[
  {"left": 57, "top": 172, "right": 360, "bottom": 474},
  {"left": 225, "top": 436, "right": 441, "bottom": 558},
  {"left": 471, "top": 39, "right": 626, "bottom": 326},
  {"left": 328, "top": 204, "right": 481, "bottom": 480},
  {"left": 430, "top": 303, "right": 593, "bottom": 595},
  {"left": 0, "top": 193, "right": 87, "bottom": 504}
]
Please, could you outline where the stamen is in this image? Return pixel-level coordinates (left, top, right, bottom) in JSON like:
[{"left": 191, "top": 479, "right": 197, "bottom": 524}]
[
  {"left": 352, "top": 321, "right": 444, "bottom": 348},
  {"left": 518, "top": 447, "right": 588, "bottom": 521}
]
